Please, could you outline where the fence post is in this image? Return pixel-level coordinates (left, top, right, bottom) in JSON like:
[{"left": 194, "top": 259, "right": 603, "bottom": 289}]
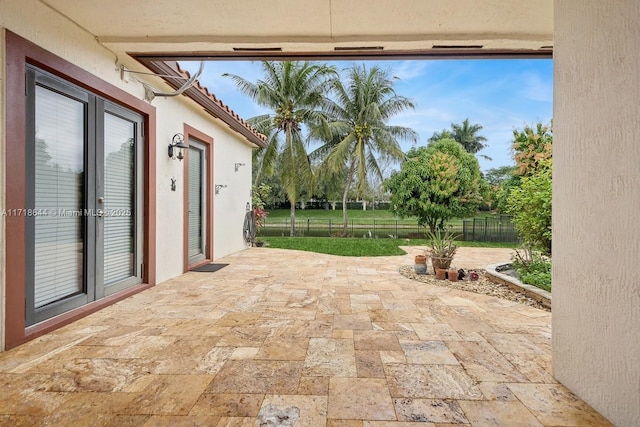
[
  {"left": 307, "top": 219, "right": 310, "bottom": 234},
  {"left": 329, "top": 219, "right": 332, "bottom": 236},
  {"left": 395, "top": 221, "right": 398, "bottom": 238},
  {"left": 473, "top": 218, "right": 476, "bottom": 241},
  {"left": 484, "top": 217, "right": 488, "bottom": 241},
  {"left": 373, "top": 219, "right": 376, "bottom": 237}
]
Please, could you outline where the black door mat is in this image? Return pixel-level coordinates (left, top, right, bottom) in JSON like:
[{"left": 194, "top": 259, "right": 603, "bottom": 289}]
[{"left": 191, "top": 263, "right": 229, "bottom": 273}]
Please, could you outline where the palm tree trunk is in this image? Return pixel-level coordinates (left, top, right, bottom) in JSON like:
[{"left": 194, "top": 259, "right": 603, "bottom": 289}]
[
  {"left": 290, "top": 202, "right": 296, "bottom": 237},
  {"left": 341, "top": 162, "right": 355, "bottom": 237},
  {"left": 286, "top": 125, "right": 296, "bottom": 237}
]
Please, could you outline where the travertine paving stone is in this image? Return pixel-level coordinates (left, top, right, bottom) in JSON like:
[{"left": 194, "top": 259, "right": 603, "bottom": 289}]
[
  {"left": 328, "top": 378, "right": 396, "bottom": 420},
  {"left": 0, "top": 247, "right": 613, "bottom": 426},
  {"left": 458, "top": 400, "right": 543, "bottom": 426},
  {"left": 393, "top": 398, "right": 468, "bottom": 423}
]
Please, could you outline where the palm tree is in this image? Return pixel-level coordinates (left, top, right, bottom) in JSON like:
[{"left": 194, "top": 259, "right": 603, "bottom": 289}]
[
  {"left": 312, "top": 64, "right": 418, "bottom": 236},
  {"left": 450, "top": 118, "right": 491, "bottom": 160},
  {"left": 427, "top": 129, "right": 453, "bottom": 143},
  {"left": 429, "top": 119, "right": 491, "bottom": 160},
  {"left": 224, "top": 61, "right": 336, "bottom": 236}
]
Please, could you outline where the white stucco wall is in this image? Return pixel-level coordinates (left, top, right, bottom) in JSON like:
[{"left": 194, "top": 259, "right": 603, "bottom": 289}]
[
  {"left": 154, "top": 97, "right": 253, "bottom": 282},
  {"left": 0, "top": 1, "right": 255, "bottom": 340},
  {"left": 553, "top": 2, "right": 640, "bottom": 426},
  {"left": 212, "top": 127, "right": 254, "bottom": 261}
]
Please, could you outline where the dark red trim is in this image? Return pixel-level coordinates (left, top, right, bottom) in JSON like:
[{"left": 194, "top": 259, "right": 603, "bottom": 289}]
[
  {"left": 183, "top": 124, "right": 214, "bottom": 272},
  {"left": 132, "top": 47, "right": 553, "bottom": 62},
  {"left": 24, "top": 283, "right": 154, "bottom": 342},
  {"left": 4, "top": 30, "right": 157, "bottom": 349}
]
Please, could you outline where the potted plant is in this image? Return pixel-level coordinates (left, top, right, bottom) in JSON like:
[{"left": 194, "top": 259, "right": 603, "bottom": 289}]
[{"left": 427, "top": 229, "right": 458, "bottom": 274}]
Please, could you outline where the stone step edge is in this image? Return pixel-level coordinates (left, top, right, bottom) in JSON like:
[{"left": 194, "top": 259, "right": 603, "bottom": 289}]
[{"left": 485, "top": 263, "right": 552, "bottom": 310}]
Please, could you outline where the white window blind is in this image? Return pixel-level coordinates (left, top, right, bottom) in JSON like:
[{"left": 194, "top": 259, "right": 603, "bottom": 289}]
[
  {"left": 33, "top": 86, "right": 84, "bottom": 308},
  {"left": 188, "top": 146, "right": 203, "bottom": 258},
  {"left": 103, "top": 112, "right": 135, "bottom": 286}
]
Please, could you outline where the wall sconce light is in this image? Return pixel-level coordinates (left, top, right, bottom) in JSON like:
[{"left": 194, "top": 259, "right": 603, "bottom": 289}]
[
  {"left": 215, "top": 184, "right": 227, "bottom": 194},
  {"left": 234, "top": 163, "right": 246, "bottom": 172},
  {"left": 168, "top": 133, "right": 188, "bottom": 161}
]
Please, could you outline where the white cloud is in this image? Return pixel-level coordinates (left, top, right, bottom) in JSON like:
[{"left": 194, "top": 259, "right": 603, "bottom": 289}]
[
  {"left": 392, "top": 61, "right": 431, "bottom": 81},
  {"left": 518, "top": 71, "right": 553, "bottom": 103}
]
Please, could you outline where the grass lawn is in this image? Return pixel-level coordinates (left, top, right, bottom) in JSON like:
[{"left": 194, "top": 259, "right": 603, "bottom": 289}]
[
  {"left": 261, "top": 237, "right": 517, "bottom": 256},
  {"left": 261, "top": 237, "right": 407, "bottom": 256}
]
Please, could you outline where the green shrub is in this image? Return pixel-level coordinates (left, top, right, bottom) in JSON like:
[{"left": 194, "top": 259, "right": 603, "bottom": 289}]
[
  {"left": 506, "top": 162, "right": 552, "bottom": 255},
  {"left": 512, "top": 248, "right": 551, "bottom": 292}
]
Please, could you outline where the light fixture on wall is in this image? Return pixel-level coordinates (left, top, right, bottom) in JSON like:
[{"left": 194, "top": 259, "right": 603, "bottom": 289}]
[
  {"left": 215, "top": 184, "right": 227, "bottom": 194},
  {"left": 168, "top": 133, "right": 188, "bottom": 161},
  {"left": 234, "top": 163, "right": 246, "bottom": 172}
]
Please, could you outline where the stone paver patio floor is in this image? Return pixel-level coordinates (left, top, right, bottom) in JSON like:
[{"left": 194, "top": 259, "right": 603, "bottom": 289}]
[{"left": 0, "top": 247, "right": 612, "bottom": 426}]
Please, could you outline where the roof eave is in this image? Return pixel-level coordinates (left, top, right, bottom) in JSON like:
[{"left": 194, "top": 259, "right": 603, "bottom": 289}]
[{"left": 136, "top": 59, "right": 267, "bottom": 148}]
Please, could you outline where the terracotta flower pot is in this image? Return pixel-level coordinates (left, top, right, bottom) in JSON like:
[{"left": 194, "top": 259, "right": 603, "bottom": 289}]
[
  {"left": 414, "top": 254, "right": 428, "bottom": 274},
  {"left": 448, "top": 268, "right": 459, "bottom": 282},
  {"left": 435, "top": 268, "right": 447, "bottom": 280},
  {"left": 431, "top": 256, "right": 453, "bottom": 272}
]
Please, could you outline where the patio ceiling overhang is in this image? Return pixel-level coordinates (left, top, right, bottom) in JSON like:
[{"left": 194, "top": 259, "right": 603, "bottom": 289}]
[{"left": 41, "top": 0, "right": 553, "bottom": 59}]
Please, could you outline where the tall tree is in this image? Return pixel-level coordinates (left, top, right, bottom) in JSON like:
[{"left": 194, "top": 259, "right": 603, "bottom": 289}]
[
  {"left": 312, "top": 64, "right": 418, "bottom": 236},
  {"left": 511, "top": 122, "right": 552, "bottom": 176},
  {"left": 385, "top": 139, "right": 483, "bottom": 234},
  {"left": 224, "top": 61, "right": 336, "bottom": 236},
  {"left": 506, "top": 121, "right": 553, "bottom": 254},
  {"left": 431, "top": 118, "right": 491, "bottom": 160}
]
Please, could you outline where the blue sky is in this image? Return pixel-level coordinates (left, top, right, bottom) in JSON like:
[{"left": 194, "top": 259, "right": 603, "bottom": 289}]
[{"left": 180, "top": 59, "right": 552, "bottom": 172}]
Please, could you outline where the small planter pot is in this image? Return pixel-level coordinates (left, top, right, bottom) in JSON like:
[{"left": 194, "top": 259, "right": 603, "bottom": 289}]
[
  {"left": 448, "top": 268, "right": 459, "bottom": 282},
  {"left": 431, "top": 256, "right": 453, "bottom": 273},
  {"left": 414, "top": 254, "right": 428, "bottom": 275},
  {"left": 435, "top": 268, "right": 447, "bottom": 280},
  {"left": 414, "top": 264, "right": 427, "bottom": 274}
]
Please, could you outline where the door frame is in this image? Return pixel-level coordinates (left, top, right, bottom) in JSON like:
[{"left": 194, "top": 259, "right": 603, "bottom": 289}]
[
  {"left": 183, "top": 124, "right": 213, "bottom": 271},
  {"left": 4, "top": 31, "right": 157, "bottom": 350}
]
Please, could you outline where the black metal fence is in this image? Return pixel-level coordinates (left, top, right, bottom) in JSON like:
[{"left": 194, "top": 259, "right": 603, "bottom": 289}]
[
  {"left": 461, "top": 216, "right": 519, "bottom": 243},
  {"left": 260, "top": 215, "right": 519, "bottom": 243}
]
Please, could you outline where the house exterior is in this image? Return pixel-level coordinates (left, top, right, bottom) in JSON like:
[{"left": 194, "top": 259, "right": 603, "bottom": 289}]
[
  {"left": 1, "top": 3, "right": 265, "bottom": 351},
  {"left": 2, "top": 1, "right": 639, "bottom": 425}
]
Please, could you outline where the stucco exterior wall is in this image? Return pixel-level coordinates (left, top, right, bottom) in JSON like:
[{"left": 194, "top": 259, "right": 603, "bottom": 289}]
[
  {"left": 553, "top": 2, "right": 640, "bottom": 426},
  {"left": 154, "top": 97, "right": 253, "bottom": 282},
  {"left": 0, "top": 1, "right": 254, "bottom": 348},
  {"left": 212, "top": 127, "right": 253, "bottom": 261}
]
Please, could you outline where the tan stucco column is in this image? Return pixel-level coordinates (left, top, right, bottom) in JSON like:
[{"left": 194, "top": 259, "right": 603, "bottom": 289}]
[{"left": 553, "top": 2, "right": 640, "bottom": 426}]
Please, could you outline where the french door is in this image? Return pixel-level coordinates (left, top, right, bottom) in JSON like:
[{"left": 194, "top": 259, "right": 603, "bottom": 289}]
[
  {"left": 187, "top": 139, "right": 207, "bottom": 265},
  {"left": 24, "top": 66, "right": 144, "bottom": 326}
]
